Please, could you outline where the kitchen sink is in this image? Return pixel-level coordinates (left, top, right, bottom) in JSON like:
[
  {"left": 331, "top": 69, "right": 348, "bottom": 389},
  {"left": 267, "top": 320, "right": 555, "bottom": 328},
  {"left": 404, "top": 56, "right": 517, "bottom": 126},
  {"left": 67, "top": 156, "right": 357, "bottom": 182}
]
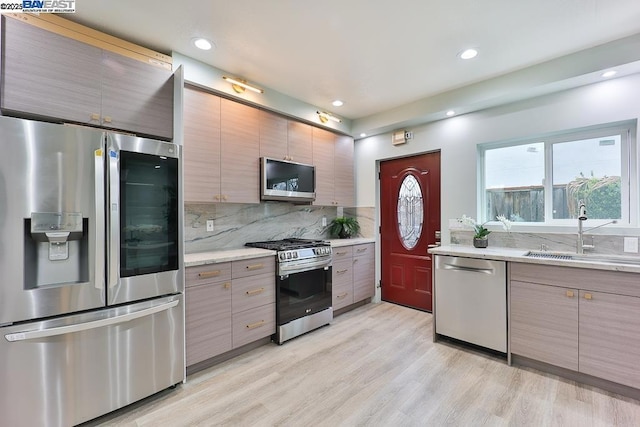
[{"left": 524, "top": 251, "right": 640, "bottom": 266}]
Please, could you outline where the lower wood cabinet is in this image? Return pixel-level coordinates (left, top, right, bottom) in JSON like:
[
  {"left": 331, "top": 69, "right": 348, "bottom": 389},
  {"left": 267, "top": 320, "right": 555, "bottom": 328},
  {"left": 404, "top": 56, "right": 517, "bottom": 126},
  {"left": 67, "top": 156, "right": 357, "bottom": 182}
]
[
  {"left": 579, "top": 290, "right": 640, "bottom": 389},
  {"left": 185, "top": 256, "right": 275, "bottom": 367},
  {"left": 510, "top": 280, "right": 578, "bottom": 371},
  {"left": 510, "top": 262, "right": 640, "bottom": 390},
  {"left": 332, "top": 242, "right": 375, "bottom": 312}
]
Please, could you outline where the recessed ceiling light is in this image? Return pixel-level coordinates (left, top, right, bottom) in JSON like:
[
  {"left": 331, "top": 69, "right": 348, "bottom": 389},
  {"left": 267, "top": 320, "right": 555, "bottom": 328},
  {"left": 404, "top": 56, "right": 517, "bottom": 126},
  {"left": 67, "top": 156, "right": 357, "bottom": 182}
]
[
  {"left": 459, "top": 48, "right": 478, "bottom": 60},
  {"left": 192, "top": 38, "right": 214, "bottom": 51},
  {"left": 332, "top": 100, "right": 344, "bottom": 107},
  {"left": 601, "top": 70, "right": 617, "bottom": 78},
  {"left": 446, "top": 110, "right": 456, "bottom": 117},
  {"left": 360, "top": 133, "right": 367, "bottom": 137}
]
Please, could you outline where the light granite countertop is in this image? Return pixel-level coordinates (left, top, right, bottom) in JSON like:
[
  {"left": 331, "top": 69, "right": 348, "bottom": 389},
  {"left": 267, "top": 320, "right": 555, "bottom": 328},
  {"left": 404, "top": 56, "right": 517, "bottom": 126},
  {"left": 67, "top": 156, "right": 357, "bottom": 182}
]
[
  {"left": 184, "top": 238, "right": 376, "bottom": 267},
  {"left": 184, "top": 248, "right": 276, "bottom": 267},
  {"left": 328, "top": 238, "right": 375, "bottom": 247},
  {"left": 429, "top": 244, "right": 640, "bottom": 273}
]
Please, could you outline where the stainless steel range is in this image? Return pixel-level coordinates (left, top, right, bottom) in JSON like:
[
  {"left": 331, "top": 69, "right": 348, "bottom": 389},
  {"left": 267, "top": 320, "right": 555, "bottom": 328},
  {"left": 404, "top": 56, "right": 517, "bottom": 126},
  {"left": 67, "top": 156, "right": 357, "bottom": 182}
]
[{"left": 246, "top": 238, "right": 332, "bottom": 344}]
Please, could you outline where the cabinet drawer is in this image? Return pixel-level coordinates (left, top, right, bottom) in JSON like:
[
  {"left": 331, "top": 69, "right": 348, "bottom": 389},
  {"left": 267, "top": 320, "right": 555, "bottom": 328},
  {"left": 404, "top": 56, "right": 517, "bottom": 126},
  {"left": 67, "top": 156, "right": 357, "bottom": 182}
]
[
  {"left": 332, "top": 259, "right": 352, "bottom": 287},
  {"left": 232, "top": 303, "right": 276, "bottom": 348},
  {"left": 232, "top": 256, "right": 275, "bottom": 279},
  {"left": 186, "top": 263, "right": 232, "bottom": 288},
  {"left": 353, "top": 243, "right": 374, "bottom": 257},
  {"left": 333, "top": 281, "right": 353, "bottom": 311},
  {"left": 232, "top": 273, "right": 275, "bottom": 313},
  {"left": 332, "top": 246, "right": 353, "bottom": 261}
]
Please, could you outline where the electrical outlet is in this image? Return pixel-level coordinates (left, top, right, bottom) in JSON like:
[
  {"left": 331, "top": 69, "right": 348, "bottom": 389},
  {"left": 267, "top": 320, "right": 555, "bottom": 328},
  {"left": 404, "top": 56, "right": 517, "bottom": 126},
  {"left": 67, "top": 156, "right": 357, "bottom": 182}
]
[
  {"left": 322, "top": 216, "right": 327, "bottom": 227},
  {"left": 404, "top": 131, "right": 413, "bottom": 140},
  {"left": 624, "top": 237, "right": 638, "bottom": 253},
  {"left": 206, "top": 220, "right": 214, "bottom": 232}
]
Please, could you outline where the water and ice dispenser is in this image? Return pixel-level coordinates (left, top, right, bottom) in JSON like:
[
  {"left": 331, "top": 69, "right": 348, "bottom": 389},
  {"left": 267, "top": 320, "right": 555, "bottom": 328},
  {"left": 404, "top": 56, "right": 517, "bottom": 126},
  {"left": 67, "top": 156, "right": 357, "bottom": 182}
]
[{"left": 25, "top": 212, "right": 89, "bottom": 288}]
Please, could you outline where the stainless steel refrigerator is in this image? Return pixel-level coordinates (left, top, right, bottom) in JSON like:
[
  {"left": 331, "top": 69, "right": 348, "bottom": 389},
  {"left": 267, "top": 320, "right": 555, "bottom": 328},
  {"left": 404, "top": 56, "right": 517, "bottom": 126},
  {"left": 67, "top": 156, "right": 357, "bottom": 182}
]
[{"left": 0, "top": 116, "right": 185, "bottom": 427}]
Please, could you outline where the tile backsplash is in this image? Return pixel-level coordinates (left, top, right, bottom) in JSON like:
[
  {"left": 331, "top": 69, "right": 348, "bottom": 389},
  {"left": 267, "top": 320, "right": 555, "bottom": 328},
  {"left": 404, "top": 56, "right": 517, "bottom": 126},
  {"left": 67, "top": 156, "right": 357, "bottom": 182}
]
[{"left": 184, "top": 203, "right": 376, "bottom": 253}]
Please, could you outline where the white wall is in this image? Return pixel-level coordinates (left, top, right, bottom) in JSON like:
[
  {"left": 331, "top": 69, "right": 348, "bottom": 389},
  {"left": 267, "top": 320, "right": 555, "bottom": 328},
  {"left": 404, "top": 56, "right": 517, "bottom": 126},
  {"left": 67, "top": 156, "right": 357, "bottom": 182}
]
[{"left": 355, "top": 72, "right": 640, "bottom": 244}]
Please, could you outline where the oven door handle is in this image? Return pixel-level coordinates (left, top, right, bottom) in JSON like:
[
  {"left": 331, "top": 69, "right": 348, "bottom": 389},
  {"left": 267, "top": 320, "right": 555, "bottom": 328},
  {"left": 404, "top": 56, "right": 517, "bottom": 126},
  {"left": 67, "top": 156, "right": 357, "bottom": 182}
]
[{"left": 279, "top": 265, "right": 331, "bottom": 276}]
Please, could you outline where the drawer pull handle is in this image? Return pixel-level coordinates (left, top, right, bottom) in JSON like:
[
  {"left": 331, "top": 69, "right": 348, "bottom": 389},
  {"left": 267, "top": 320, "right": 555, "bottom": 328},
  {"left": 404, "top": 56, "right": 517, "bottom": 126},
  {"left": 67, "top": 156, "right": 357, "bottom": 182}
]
[
  {"left": 246, "top": 263, "right": 264, "bottom": 271},
  {"left": 246, "top": 320, "right": 265, "bottom": 330},
  {"left": 337, "top": 292, "right": 348, "bottom": 299},
  {"left": 223, "top": 282, "right": 231, "bottom": 289},
  {"left": 566, "top": 290, "right": 574, "bottom": 298},
  {"left": 336, "top": 269, "right": 348, "bottom": 274},
  {"left": 198, "top": 270, "right": 221, "bottom": 279},
  {"left": 336, "top": 251, "right": 347, "bottom": 255},
  {"left": 584, "top": 293, "right": 593, "bottom": 300},
  {"left": 356, "top": 248, "right": 367, "bottom": 253},
  {"left": 246, "top": 287, "right": 265, "bottom": 296}
]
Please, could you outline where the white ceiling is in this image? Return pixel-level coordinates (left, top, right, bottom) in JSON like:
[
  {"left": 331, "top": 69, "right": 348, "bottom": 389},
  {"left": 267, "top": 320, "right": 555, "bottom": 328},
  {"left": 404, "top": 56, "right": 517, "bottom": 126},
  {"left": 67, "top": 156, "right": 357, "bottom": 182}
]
[{"left": 68, "top": 0, "right": 640, "bottom": 130}]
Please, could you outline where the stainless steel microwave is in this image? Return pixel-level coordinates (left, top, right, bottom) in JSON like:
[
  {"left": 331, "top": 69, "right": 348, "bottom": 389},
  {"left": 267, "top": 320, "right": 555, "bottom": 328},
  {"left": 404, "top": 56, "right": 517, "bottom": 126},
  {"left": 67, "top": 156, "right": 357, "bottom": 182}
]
[{"left": 260, "top": 157, "right": 316, "bottom": 203}]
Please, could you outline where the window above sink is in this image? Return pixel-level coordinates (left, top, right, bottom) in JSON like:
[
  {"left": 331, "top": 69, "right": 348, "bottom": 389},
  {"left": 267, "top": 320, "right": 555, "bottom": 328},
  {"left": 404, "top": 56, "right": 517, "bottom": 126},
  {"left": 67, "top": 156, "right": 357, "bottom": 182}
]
[{"left": 478, "top": 120, "right": 636, "bottom": 228}]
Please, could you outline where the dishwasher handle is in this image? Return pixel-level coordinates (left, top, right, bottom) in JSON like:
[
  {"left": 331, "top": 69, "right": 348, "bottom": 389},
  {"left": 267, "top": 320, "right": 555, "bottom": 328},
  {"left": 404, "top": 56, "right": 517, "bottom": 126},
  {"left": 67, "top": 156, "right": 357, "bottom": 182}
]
[{"left": 441, "top": 263, "right": 494, "bottom": 274}]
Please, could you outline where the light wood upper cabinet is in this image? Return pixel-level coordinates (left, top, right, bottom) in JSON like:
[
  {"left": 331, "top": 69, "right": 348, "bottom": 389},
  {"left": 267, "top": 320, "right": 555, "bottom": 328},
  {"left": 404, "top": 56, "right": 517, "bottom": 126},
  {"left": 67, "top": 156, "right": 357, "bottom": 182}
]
[
  {"left": 183, "top": 86, "right": 221, "bottom": 203},
  {"left": 221, "top": 99, "right": 260, "bottom": 204},
  {"left": 100, "top": 51, "right": 173, "bottom": 139},
  {"left": 259, "top": 110, "right": 289, "bottom": 161},
  {"left": 0, "top": 16, "right": 174, "bottom": 140},
  {"left": 1, "top": 16, "right": 102, "bottom": 125},
  {"left": 334, "top": 134, "right": 355, "bottom": 206},
  {"left": 259, "top": 113, "right": 313, "bottom": 165},
  {"left": 312, "top": 127, "right": 354, "bottom": 206},
  {"left": 286, "top": 121, "right": 313, "bottom": 164},
  {"left": 312, "top": 127, "right": 337, "bottom": 206}
]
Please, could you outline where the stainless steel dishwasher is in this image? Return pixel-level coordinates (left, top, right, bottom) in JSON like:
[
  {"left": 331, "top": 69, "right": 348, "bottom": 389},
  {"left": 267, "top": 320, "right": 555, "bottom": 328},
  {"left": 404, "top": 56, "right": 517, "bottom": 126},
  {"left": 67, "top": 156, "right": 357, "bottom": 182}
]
[{"left": 434, "top": 255, "right": 507, "bottom": 353}]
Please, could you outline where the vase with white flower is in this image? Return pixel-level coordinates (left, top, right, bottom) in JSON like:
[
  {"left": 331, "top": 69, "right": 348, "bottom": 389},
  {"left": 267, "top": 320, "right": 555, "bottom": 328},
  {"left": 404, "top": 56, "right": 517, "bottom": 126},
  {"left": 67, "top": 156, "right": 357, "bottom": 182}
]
[{"left": 459, "top": 214, "right": 512, "bottom": 248}]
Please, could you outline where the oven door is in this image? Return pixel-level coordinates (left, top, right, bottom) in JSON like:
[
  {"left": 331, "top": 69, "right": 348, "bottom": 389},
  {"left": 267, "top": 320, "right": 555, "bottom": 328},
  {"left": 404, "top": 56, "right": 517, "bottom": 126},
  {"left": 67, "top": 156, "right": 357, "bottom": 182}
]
[{"left": 277, "top": 266, "right": 332, "bottom": 325}]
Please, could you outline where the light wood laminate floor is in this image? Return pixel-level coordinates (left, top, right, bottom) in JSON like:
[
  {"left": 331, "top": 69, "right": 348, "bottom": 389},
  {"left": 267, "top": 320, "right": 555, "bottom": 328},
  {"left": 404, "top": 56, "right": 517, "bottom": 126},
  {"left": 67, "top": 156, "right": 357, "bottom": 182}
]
[{"left": 87, "top": 302, "right": 640, "bottom": 426}]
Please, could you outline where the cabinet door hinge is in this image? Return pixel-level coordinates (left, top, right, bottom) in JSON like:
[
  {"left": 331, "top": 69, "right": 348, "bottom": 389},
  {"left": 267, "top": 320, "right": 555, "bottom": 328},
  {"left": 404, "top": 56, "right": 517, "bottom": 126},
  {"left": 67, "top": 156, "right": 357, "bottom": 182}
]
[{"left": 378, "top": 226, "right": 381, "bottom": 234}]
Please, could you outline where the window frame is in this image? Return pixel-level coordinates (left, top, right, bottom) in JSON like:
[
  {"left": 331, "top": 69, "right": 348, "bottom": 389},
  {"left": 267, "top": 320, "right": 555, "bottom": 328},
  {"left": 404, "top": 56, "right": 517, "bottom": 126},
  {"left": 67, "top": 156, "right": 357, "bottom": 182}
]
[{"left": 478, "top": 120, "right": 637, "bottom": 228}]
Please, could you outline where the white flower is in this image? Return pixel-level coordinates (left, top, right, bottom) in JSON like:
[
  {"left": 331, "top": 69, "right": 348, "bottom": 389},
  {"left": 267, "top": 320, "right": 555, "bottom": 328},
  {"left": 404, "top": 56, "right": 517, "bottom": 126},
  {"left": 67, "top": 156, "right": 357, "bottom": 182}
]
[
  {"left": 459, "top": 214, "right": 478, "bottom": 229},
  {"left": 496, "top": 215, "right": 512, "bottom": 232}
]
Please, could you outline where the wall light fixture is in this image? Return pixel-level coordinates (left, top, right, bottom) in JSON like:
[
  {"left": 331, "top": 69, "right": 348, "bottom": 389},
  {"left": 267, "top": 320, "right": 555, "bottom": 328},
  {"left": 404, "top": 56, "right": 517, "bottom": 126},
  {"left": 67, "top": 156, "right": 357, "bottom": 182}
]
[
  {"left": 223, "top": 76, "right": 264, "bottom": 94},
  {"left": 316, "top": 111, "right": 342, "bottom": 123}
]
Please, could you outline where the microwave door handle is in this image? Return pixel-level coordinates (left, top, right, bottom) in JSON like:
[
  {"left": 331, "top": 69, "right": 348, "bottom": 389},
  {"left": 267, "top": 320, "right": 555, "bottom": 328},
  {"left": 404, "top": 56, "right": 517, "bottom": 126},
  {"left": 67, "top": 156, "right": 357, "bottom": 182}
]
[
  {"left": 108, "top": 146, "right": 120, "bottom": 291},
  {"left": 94, "top": 146, "right": 106, "bottom": 293}
]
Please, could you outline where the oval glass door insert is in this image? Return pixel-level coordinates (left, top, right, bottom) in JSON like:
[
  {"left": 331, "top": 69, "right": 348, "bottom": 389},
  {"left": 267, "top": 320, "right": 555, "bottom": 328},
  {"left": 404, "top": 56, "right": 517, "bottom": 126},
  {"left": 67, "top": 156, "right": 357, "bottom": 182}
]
[{"left": 397, "top": 174, "right": 423, "bottom": 249}]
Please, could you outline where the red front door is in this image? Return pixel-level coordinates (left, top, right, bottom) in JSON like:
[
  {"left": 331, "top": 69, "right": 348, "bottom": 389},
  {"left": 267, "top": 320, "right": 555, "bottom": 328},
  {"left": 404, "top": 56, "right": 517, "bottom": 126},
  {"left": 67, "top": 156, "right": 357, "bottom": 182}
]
[{"left": 380, "top": 152, "right": 441, "bottom": 311}]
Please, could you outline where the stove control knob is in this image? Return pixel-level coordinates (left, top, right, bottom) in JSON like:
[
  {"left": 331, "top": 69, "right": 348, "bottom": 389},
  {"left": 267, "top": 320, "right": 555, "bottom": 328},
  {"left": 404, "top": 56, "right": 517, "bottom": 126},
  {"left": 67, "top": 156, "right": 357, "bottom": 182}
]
[
  {"left": 279, "top": 253, "right": 285, "bottom": 260},
  {"left": 287, "top": 252, "right": 292, "bottom": 259},
  {"left": 293, "top": 252, "right": 298, "bottom": 258}
]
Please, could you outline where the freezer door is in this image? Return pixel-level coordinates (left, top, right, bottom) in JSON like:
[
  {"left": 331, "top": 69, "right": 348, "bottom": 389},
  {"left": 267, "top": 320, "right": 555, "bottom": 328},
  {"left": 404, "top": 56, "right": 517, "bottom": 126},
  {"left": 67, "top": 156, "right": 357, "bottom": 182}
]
[
  {"left": 107, "top": 133, "right": 183, "bottom": 304},
  {"left": 0, "top": 116, "right": 106, "bottom": 325},
  {"left": 0, "top": 294, "right": 185, "bottom": 427}
]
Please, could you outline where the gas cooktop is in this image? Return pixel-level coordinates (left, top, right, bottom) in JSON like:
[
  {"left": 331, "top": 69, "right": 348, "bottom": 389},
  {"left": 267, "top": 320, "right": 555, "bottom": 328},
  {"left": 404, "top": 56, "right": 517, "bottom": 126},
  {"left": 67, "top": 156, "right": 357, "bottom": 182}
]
[{"left": 245, "top": 238, "right": 329, "bottom": 251}]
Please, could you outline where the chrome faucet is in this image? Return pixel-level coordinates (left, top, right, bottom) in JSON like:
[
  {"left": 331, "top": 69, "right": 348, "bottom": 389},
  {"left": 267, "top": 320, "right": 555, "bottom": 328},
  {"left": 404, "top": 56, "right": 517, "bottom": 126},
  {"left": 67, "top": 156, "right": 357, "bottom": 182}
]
[{"left": 576, "top": 200, "right": 617, "bottom": 254}]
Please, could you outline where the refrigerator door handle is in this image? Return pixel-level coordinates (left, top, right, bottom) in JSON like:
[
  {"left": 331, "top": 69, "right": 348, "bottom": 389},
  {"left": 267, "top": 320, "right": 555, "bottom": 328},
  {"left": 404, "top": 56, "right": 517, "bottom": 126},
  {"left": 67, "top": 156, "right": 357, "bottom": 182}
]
[
  {"left": 95, "top": 146, "right": 106, "bottom": 291},
  {"left": 4, "top": 299, "right": 179, "bottom": 342},
  {"left": 108, "top": 145, "right": 120, "bottom": 290}
]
